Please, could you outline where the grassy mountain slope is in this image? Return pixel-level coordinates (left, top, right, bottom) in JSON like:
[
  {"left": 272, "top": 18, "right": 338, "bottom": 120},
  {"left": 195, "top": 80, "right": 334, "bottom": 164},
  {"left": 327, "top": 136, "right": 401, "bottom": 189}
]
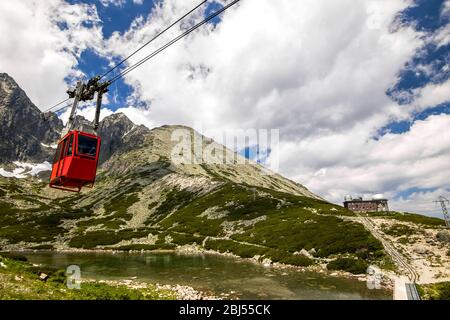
[{"left": 0, "top": 125, "right": 390, "bottom": 271}]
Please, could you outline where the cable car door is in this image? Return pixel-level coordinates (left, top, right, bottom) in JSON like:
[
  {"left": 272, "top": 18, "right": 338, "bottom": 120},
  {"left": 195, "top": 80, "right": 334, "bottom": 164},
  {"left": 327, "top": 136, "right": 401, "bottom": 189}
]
[{"left": 52, "top": 139, "right": 65, "bottom": 180}]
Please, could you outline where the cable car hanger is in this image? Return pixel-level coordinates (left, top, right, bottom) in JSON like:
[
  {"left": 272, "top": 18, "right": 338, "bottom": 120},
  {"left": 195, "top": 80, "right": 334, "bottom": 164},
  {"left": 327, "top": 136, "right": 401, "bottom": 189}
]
[{"left": 48, "top": 0, "right": 242, "bottom": 192}]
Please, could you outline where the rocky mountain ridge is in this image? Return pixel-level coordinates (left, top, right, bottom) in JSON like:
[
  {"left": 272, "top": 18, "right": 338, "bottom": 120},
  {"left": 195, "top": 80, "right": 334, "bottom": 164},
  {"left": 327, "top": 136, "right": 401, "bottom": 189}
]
[{"left": 0, "top": 73, "right": 62, "bottom": 163}]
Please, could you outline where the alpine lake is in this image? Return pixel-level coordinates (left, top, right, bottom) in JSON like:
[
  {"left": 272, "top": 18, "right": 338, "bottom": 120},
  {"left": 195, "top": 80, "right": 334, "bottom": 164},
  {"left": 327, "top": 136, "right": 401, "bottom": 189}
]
[{"left": 18, "top": 251, "right": 392, "bottom": 300}]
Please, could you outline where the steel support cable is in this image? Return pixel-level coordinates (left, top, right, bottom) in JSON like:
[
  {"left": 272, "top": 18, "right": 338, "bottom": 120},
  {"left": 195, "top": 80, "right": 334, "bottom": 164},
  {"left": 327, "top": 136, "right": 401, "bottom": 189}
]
[
  {"left": 107, "top": 0, "right": 241, "bottom": 85},
  {"left": 52, "top": 101, "right": 75, "bottom": 114},
  {"left": 42, "top": 1, "right": 208, "bottom": 113},
  {"left": 100, "top": 0, "right": 209, "bottom": 80},
  {"left": 42, "top": 97, "right": 71, "bottom": 113},
  {"left": 43, "top": 0, "right": 241, "bottom": 114}
]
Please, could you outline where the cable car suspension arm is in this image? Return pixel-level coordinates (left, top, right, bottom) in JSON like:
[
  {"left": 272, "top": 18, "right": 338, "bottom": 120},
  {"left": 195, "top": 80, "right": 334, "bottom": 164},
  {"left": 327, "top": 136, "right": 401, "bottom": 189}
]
[{"left": 62, "top": 77, "right": 110, "bottom": 137}]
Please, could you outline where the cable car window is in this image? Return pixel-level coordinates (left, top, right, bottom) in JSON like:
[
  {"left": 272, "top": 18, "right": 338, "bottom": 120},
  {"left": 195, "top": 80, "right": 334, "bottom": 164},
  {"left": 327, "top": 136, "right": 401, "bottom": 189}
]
[
  {"left": 53, "top": 142, "right": 64, "bottom": 164},
  {"left": 66, "top": 135, "right": 74, "bottom": 156},
  {"left": 78, "top": 135, "right": 98, "bottom": 157}
]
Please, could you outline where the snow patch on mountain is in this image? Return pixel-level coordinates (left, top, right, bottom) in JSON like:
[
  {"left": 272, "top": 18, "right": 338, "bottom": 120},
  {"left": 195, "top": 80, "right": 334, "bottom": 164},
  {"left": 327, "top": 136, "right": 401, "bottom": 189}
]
[
  {"left": 0, "top": 161, "right": 52, "bottom": 178},
  {"left": 41, "top": 142, "right": 57, "bottom": 149}
]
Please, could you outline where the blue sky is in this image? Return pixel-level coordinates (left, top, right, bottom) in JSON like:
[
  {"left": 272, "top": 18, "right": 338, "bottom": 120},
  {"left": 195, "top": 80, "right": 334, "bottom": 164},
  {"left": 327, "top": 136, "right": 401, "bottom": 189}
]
[
  {"left": 383, "top": 0, "right": 449, "bottom": 133},
  {"left": 65, "top": 0, "right": 223, "bottom": 111},
  {"left": 0, "top": 0, "right": 448, "bottom": 216},
  {"left": 65, "top": 0, "right": 449, "bottom": 129},
  {"left": 68, "top": 0, "right": 449, "bottom": 216}
]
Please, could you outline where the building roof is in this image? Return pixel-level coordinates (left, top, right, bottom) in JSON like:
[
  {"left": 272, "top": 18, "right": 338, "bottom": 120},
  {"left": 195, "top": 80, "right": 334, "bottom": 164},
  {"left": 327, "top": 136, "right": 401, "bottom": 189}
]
[{"left": 343, "top": 199, "right": 388, "bottom": 203}]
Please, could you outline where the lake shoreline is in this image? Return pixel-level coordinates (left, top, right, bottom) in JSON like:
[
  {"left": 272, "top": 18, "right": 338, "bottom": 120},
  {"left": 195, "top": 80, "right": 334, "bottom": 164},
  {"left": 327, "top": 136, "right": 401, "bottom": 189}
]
[{"left": 2, "top": 246, "right": 395, "bottom": 294}]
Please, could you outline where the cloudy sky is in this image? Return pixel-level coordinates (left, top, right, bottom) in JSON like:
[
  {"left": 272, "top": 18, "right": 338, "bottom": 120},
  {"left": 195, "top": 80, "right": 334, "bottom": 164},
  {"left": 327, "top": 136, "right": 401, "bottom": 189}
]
[{"left": 0, "top": 0, "right": 449, "bottom": 217}]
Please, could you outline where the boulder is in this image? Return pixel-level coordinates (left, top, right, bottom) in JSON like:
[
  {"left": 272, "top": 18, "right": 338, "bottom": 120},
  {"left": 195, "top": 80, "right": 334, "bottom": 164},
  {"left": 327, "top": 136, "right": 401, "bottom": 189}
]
[
  {"left": 295, "top": 249, "right": 314, "bottom": 259},
  {"left": 39, "top": 273, "right": 49, "bottom": 281},
  {"left": 413, "top": 246, "right": 430, "bottom": 255},
  {"left": 436, "top": 230, "right": 450, "bottom": 243}
]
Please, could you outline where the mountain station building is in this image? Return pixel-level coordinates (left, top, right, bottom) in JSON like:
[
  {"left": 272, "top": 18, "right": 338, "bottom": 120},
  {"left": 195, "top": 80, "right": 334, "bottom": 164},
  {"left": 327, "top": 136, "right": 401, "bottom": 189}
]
[{"left": 343, "top": 196, "right": 389, "bottom": 213}]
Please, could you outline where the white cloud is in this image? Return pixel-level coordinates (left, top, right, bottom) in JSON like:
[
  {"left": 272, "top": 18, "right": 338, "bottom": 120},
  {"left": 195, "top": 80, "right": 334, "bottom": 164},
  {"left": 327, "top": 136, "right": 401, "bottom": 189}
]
[
  {"left": 59, "top": 103, "right": 115, "bottom": 125},
  {"left": 102, "top": 0, "right": 421, "bottom": 134},
  {"left": 412, "top": 78, "right": 450, "bottom": 111},
  {"left": 0, "top": 0, "right": 102, "bottom": 109},
  {"left": 2, "top": 0, "right": 449, "bottom": 217},
  {"left": 432, "top": 24, "right": 450, "bottom": 48},
  {"left": 97, "top": 0, "right": 450, "bottom": 216},
  {"left": 282, "top": 114, "right": 450, "bottom": 215},
  {"left": 442, "top": 0, "right": 450, "bottom": 19},
  {"left": 115, "top": 106, "right": 155, "bottom": 128},
  {"left": 100, "top": 0, "right": 127, "bottom": 7},
  {"left": 390, "top": 188, "right": 449, "bottom": 218}
]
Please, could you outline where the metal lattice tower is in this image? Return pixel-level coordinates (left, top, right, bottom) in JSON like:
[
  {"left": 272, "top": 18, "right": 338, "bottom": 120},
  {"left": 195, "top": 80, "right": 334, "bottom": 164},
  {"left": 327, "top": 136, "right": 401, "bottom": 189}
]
[{"left": 435, "top": 196, "right": 450, "bottom": 228}]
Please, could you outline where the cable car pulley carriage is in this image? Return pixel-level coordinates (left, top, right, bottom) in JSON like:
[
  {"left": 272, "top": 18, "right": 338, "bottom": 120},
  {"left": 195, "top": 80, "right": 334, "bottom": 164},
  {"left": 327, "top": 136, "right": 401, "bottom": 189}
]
[{"left": 50, "top": 77, "right": 110, "bottom": 192}]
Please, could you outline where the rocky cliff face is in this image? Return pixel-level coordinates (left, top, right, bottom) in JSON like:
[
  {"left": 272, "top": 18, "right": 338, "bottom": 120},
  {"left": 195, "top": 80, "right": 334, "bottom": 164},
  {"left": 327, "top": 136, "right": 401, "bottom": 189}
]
[
  {"left": 97, "top": 113, "right": 149, "bottom": 164},
  {"left": 0, "top": 73, "right": 63, "bottom": 163},
  {"left": 0, "top": 73, "right": 150, "bottom": 167}
]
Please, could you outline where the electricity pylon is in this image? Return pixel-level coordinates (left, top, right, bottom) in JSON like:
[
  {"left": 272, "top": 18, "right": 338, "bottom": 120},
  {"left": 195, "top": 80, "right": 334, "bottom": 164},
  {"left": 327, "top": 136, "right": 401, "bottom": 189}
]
[{"left": 434, "top": 196, "right": 450, "bottom": 228}]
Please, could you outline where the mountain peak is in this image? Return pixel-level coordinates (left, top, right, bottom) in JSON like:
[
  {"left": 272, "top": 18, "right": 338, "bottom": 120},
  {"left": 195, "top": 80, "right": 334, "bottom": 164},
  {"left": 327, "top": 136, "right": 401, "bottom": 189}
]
[
  {"left": 101, "top": 112, "right": 130, "bottom": 123},
  {"left": 0, "top": 72, "right": 17, "bottom": 84},
  {"left": 0, "top": 73, "right": 62, "bottom": 163},
  {"left": 0, "top": 73, "right": 36, "bottom": 112},
  {"left": 97, "top": 112, "right": 150, "bottom": 164}
]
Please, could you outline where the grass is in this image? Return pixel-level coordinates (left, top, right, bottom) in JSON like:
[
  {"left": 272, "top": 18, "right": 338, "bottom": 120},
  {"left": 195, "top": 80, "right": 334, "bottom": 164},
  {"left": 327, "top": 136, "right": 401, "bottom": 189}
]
[
  {"left": 204, "top": 238, "right": 313, "bottom": 266},
  {"left": 167, "top": 232, "right": 205, "bottom": 246},
  {"left": 115, "top": 244, "right": 176, "bottom": 251},
  {"left": 381, "top": 223, "right": 416, "bottom": 237},
  {"left": 0, "top": 254, "right": 176, "bottom": 300},
  {"left": 366, "top": 211, "right": 445, "bottom": 227},
  {"left": 232, "top": 210, "right": 384, "bottom": 259},
  {"left": 146, "top": 189, "right": 197, "bottom": 225},
  {"left": 69, "top": 228, "right": 153, "bottom": 249},
  {"left": 327, "top": 257, "right": 369, "bottom": 275},
  {"left": 136, "top": 183, "right": 383, "bottom": 264},
  {"left": 1, "top": 178, "right": 385, "bottom": 268},
  {"left": 103, "top": 186, "right": 141, "bottom": 224},
  {"left": 418, "top": 282, "right": 450, "bottom": 300},
  {"left": 0, "top": 203, "right": 93, "bottom": 244}
]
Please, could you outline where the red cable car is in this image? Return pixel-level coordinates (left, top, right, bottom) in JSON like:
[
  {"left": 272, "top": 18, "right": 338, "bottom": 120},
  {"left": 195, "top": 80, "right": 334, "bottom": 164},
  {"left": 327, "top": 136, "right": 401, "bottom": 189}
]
[
  {"left": 50, "top": 130, "right": 101, "bottom": 192},
  {"left": 49, "top": 78, "right": 108, "bottom": 192}
]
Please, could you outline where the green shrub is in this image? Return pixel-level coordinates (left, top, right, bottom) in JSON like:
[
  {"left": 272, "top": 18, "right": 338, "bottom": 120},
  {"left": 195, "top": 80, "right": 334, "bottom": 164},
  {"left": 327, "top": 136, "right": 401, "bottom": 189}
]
[
  {"left": 264, "top": 249, "right": 313, "bottom": 266},
  {"left": 69, "top": 229, "right": 153, "bottom": 249},
  {"left": 204, "top": 239, "right": 267, "bottom": 258},
  {"left": 115, "top": 244, "right": 176, "bottom": 251},
  {"left": 47, "top": 269, "right": 67, "bottom": 285},
  {"left": 279, "top": 254, "right": 313, "bottom": 267},
  {"left": 382, "top": 224, "right": 415, "bottom": 237},
  {"left": 419, "top": 282, "right": 450, "bottom": 300},
  {"left": 169, "top": 233, "right": 204, "bottom": 246},
  {"left": 375, "top": 212, "right": 445, "bottom": 227},
  {"left": 327, "top": 257, "right": 369, "bottom": 274},
  {"left": 30, "top": 244, "right": 54, "bottom": 250},
  {"left": 0, "top": 253, "right": 28, "bottom": 262}
]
